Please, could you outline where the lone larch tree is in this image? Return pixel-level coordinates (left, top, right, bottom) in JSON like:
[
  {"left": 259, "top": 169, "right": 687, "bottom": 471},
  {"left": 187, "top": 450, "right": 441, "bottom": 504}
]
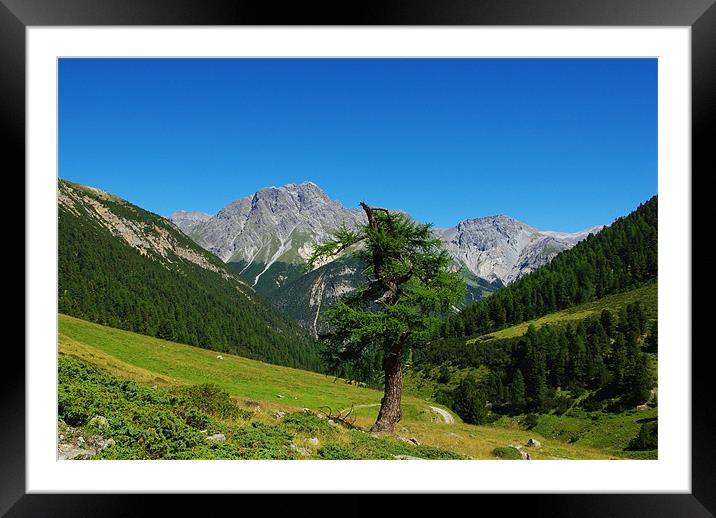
[{"left": 308, "top": 202, "right": 465, "bottom": 432}]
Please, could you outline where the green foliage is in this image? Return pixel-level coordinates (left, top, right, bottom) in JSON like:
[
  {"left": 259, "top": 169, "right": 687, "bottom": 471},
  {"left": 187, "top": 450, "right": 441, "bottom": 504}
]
[
  {"left": 522, "top": 413, "right": 539, "bottom": 430},
  {"left": 318, "top": 443, "right": 356, "bottom": 460},
  {"left": 493, "top": 446, "right": 522, "bottom": 460},
  {"left": 628, "top": 420, "right": 658, "bottom": 451},
  {"left": 310, "top": 205, "right": 466, "bottom": 377},
  {"left": 172, "top": 384, "right": 251, "bottom": 421},
  {"left": 452, "top": 374, "right": 489, "bottom": 425},
  {"left": 346, "top": 431, "right": 463, "bottom": 460},
  {"left": 59, "top": 356, "right": 208, "bottom": 459},
  {"left": 416, "top": 300, "right": 655, "bottom": 416},
  {"left": 510, "top": 369, "right": 526, "bottom": 412},
  {"left": 442, "top": 196, "right": 657, "bottom": 339},
  {"left": 58, "top": 180, "right": 323, "bottom": 372},
  {"left": 281, "top": 411, "right": 338, "bottom": 438},
  {"left": 59, "top": 355, "right": 302, "bottom": 460}
]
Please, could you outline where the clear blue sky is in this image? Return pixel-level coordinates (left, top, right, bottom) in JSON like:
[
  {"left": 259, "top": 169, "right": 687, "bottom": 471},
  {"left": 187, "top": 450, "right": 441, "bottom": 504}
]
[{"left": 59, "top": 58, "right": 656, "bottom": 232}]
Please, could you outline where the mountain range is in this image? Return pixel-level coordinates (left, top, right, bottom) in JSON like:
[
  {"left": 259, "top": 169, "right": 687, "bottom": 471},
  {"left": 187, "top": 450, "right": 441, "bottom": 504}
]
[{"left": 170, "top": 182, "right": 603, "bottom": 334}]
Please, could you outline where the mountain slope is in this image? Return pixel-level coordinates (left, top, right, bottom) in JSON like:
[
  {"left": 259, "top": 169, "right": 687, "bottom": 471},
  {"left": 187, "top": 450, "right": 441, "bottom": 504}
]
[
  {"left": 172, "top": 182, "right": 601, "bottom": 291},
  {"left": 58, "top": 179, "right": 322, "bottom": 371},
  {"left": 172, "top": 182, "right": 364, "bottom": 294},
  {"left": 58, "top": 313, "right": 623, "bottom": 459},
  {"left": 441, "top": 195, "right": 657, "bottom": 339},
  {"left": 171, "top": 182, "right": 601, "bottom": 332},
  {"left": 435, "top": 216, "right": 602, "bottom": 285}
]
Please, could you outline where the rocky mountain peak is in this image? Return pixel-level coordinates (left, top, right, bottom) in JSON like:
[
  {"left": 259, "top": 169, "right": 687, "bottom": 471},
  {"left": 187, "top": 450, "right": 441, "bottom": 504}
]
[{"left": 171, "top": 181, "right": 602, "bottom": 293}]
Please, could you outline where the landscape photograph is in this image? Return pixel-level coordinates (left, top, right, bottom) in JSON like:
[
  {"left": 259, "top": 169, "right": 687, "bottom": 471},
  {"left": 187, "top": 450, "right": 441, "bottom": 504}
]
[{"left": 57, "top": 57, "right": 658, "bottom": 461}]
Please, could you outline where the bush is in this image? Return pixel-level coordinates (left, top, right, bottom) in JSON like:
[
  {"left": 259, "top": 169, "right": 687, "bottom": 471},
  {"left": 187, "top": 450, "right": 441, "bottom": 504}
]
[
  {"left": 173, "top": 384, "right": 248, "bottom": 421},
  {"left": 58, "top": 356, "right": 284, "bottom": 460},
  {"left": 346, "top": 431, "right": 463, "bottom": 460},
  {"left": 452, "top": 374, "right": 488, "bottom": 425},
  {"left": 282, "top": 411, "right": 337, "bottom": 437},
  {"left": 230, "top": 422, "right": 295, "bottom": 458},
  {"left": 493, "top": 446, "right": 522, "bottom": 460},
  {"left": 319, "top": 444, "right": 355, "bottom": 460}
]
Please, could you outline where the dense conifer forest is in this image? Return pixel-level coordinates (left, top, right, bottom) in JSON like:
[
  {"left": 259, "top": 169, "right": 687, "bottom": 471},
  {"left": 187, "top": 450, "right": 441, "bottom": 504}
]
[
  {"left": 58, "top": 181, "right": 323, "bottom": 371},
  {"left": 416, "top": 301, "right": 657, "bottom": 418},
  {"left": 438, "top": 196, "right": 657, "bottom": 339}
]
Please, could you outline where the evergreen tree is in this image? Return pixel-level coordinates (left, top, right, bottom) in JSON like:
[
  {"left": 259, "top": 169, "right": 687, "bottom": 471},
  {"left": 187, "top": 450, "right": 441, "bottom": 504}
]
[
  {"left": 309, "top": 202, "right": 465, "bottom": 432},
  {"left": 510, "top": 369, "right": 526, "bottom": 412},
  {"left": 452, "top": 374, "right": 489, "bottom": 424},
  {"left": 645, "top": 320, "right": 658, "bottom": 353}
]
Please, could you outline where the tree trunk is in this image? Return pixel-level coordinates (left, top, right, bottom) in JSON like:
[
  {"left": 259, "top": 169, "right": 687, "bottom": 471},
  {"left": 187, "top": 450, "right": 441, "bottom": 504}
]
[{"left": 370, "top": 348, "right": 403, "bottom": 432}]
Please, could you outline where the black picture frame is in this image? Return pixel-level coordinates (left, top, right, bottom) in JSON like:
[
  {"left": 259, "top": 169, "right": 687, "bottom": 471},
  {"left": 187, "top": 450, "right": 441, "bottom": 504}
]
[{"left": 6, "top": 0, "right": 712, "bottom": 515}]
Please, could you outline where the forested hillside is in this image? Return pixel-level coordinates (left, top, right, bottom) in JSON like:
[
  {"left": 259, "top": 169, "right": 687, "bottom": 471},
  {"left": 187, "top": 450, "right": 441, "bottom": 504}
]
[
  {"left": 416, "top": 295, "right": 657, "bottom": 414},
  {"left": 58, "top": 180, "right": 323, "bottom": 371},
  {"left": 439, "top": 196, "right": 657, "bottom": 339}
]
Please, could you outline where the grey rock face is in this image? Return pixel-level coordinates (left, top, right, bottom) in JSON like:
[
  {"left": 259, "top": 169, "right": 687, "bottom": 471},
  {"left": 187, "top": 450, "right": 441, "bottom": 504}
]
[
  {"left": 175, "top": 182, "right": 363, "bottom": 266},
  {"left": 169, "top": 210, "right": 212, "bottom": 234},
  {"left": 435, "top": 216, "right": 603, "bottom": 285},
  {"left": 171, "top": 183, "right": 602, "bottom": 331},
  {"left": 174, "top": 183, "right": 600, "bottom": 289}
]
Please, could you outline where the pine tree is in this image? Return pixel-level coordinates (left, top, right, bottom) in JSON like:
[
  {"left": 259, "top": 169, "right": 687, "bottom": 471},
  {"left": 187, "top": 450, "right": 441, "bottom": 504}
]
[
  {"left": 453, "top": 374, "right": 489, "bottom": 424},
  {"left": 510, "top": 369, "right": 526, "bottom": 412},
  {"left": 309, "top": 202, "right": 466, "bottom": 432}
]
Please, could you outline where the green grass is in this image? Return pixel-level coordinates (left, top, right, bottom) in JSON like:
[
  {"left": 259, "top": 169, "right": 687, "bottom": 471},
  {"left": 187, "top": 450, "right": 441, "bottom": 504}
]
[
  {"left": 58, "top": 313, "right": 635, "bottom": 460},
  {"left": 467, "top": 281, "right": 658, "bottom": 344},
  {"left": 59, "top": 313, "right": 447, "bottom": 423},
  {"left": 491, "top": 407, "right": 658, "bottom": 460}
]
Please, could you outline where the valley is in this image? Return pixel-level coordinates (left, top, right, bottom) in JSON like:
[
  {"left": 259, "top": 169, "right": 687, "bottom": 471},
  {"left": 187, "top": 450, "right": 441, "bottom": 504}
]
[
  {"left": 57, "top": 179, "right": 658, "bottom": 461},
  {"left": 58, "top": 314, "right": 626, "bottom": 460},
  {"left": 170, "top": 182, "right": 602, "bottom": 334}
]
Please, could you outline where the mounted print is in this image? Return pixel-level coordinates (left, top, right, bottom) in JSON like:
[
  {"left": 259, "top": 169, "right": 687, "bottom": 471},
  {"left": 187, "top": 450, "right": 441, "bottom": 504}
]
[
  {"left": 17, "top": 22, "right": 699, "bottom": 501},
  {"left": 56, "top": 56, "right": 658, "bottom": 462}
]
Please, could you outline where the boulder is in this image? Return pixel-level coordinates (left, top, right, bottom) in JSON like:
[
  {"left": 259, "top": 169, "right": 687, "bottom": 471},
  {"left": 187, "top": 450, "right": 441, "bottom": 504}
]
[
  {"left": 57, "top": 444, "right": 96, "bottom": 460},
  {"left": 206, "top": 433, "right": 226, "bottom": 442},
  {"left": 272, "top": 411, "right": 287, "bottom": 419},
  {"left": 305, "top": 437, "right": 320, "bottom": 446},
  {"left": 526, "top": 438, "right": 541, "bottom": 448}
]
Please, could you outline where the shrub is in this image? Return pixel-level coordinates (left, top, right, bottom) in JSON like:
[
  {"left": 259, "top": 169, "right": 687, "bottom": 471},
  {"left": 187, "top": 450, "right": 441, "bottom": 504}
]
[
  {"left": 346, "top": 431, "right": 463, "bottom": 460},
  {"left": 59, "top": 356, "right": 257, "bottom": 460},
  {"left": 282, "top": 411, "right": 337, "bottom": 437},
  {"left": 319, "top": 444, "right": 355, "bottom": 460},
  {"left": 173, "top": 384, "right": 250, "bottom": 421},
  {"left": 493, "top": 446, "right": 522, "bottom": 460}
]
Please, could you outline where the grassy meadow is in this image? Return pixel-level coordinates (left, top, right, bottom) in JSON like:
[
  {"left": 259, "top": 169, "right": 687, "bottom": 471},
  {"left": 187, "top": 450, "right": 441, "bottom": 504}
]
[{"left": 58, "top": 314, "right": 637, "bottom": 460}]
